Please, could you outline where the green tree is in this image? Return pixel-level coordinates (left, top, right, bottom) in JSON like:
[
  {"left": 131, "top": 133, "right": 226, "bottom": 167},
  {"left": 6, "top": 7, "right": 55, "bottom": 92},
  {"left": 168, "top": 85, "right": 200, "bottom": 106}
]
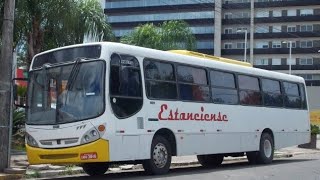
[
  {"left": 14, "top": 0, "right": 114, "bottom": 67},
  {"left": 121, "top": 20, "right": 196, "bottom": 51}
]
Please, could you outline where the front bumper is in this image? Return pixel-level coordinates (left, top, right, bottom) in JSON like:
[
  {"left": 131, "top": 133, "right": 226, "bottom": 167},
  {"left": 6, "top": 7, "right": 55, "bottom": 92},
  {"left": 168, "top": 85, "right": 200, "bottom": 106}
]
[{"left": 26, "top": 139, "right": 109, "bottom": 165}]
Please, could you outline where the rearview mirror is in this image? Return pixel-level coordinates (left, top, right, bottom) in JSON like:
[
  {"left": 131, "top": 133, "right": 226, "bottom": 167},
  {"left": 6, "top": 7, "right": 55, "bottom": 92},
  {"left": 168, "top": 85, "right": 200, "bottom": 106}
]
[{"left": 13, "top": 78, "right": 28, "bottom": 108}]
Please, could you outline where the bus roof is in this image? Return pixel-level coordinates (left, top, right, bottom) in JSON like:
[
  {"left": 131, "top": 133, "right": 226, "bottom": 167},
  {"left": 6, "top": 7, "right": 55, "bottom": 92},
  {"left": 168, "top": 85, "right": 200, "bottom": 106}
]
[{"left": 168, "top": 50, "right": 252, "bottom": 67}]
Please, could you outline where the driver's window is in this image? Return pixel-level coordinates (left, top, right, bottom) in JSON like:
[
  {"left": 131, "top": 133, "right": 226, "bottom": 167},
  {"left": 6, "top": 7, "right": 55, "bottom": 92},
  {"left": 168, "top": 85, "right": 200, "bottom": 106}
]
[{"left": 110, "top": 54, "right": 143, "bottom": 118}]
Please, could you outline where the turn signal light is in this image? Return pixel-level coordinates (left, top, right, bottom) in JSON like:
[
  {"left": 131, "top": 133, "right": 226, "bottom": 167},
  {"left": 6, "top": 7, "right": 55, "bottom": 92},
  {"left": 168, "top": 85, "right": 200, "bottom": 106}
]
[{"left": 98, "top": 125, "right": 105, "bottom": 132}]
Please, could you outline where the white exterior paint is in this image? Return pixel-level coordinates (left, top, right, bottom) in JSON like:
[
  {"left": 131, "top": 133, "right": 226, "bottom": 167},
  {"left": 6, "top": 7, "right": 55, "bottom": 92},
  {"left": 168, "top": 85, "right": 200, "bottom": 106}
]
[{"left": 27, "top": 42, "right": 310, "bottom": 162}]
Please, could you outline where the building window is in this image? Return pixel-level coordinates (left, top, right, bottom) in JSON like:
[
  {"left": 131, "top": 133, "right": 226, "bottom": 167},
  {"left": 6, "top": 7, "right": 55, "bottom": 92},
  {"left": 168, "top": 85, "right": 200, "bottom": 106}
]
[
  {"left": 286, "top": 58, "right": 296, "bottom": 65},
  {"left": 272, "top": 26, "right": 281, "bottom": 33},
  {"left": 299, "top": 58, "right": 313, "bottom": 65},
  {"left": 300, "top": 25, "right": 313, "bottom": 32},
  {"left": 255, "top": 42, "right": 269, "bottom": 49},
  {"left": 236, "top": 27, "right": 248, "bottom": 33},
  {"left": 256, "top": 11, "right": 269, "bottom": 18},
  {"left": 224, "top": 13, "right": 232, "bottom": 19},
  {"left": 255, "top": 59, "right": 269, "bottom": 65},
  {"left": 284, "top": 41, "right": 296, "bottom": 48},
  {"left": 272, "top": 58, "right": 281, "bottom": 65},
  {"left": 298, "top": 74, "right": 313, "bottom": 80},
  {"left": 272, "top": 10, "right": 282, "bottom": 17},
  {"left": 255, "top": 26, "right": 269, "bottom": 33},
  {"left": 272, "top": 41, "right": 281, "bottom": 48},
  {"left": 236, "top": 42, "right": 245, "bottom": 49},
  {"left": 300, "top": 41, "right": 313, "bottom": 48},
  {"left": 224, "top": 43, "right": 233, "bottom": 49},
  {"left": 287, "top": 9, "right": 297, "bottom": 17},
  {"left": 224, "top": 28, "right": 233, "bottom": 34},
  {"left": 300, "top": 9, "right": 314, "bottom": 16},
  {"left": 287, "top": 26, "right": 296, "bottom": 32}
]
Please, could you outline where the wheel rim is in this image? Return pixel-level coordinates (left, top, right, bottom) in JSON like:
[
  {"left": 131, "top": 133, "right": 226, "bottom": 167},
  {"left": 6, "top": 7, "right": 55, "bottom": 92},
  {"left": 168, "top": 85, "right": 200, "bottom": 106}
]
[
  {"left": 263, "top": 139, "right": 272, "bottom": 158},
  {"left": 153, "top": 143, "right": 168, "bottom": 168}
]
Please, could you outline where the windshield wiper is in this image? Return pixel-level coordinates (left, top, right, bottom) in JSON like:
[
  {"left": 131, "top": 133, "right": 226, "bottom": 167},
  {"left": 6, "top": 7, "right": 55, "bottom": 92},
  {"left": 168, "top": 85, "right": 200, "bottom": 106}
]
[{"left": 66, "top": 58, "right": 82, "bottom": 90}]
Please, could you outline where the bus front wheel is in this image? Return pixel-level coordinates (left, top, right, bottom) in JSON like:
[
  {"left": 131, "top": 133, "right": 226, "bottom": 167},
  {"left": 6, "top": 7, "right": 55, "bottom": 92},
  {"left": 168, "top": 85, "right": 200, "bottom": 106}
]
[
  {"left": 143, "top": 136, "right": 172, "bottom": 175},
  {"left": 82, "top": 162, "right": 109, "bottom": 176},
  {"left": 197, "top": 154, "right": 224, "bottom": 168}
]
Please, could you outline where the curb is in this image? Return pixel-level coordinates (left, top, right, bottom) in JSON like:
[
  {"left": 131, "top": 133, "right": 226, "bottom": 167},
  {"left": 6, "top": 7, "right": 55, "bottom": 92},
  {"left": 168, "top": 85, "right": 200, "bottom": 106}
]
[
  {"left": 6, "top": 150, "right": 320, "bottom": 179},
  {"left": 0, "top": 174, "right": 23, "bottom": 180}
]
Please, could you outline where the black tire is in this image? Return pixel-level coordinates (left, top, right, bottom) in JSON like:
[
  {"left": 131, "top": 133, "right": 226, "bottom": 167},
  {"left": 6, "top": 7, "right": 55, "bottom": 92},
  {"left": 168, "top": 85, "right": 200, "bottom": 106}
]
[
  {"left": 247, "top": 133, "right": 274, "bottom": 165},
  {"left": 257, "top": 133, "right": 274, "bottom": 164},
  {"left": 246, "top": 151, "right": 258, "bottom": 164},
  {"left": 143, "top": 136, "right": 172, "bottom": 175},
  {"left": 82, "top": 162, "right": 109, "bottom": 176},
  {"left": 197, "top": 154, "right": 224, "bottom": 168}
]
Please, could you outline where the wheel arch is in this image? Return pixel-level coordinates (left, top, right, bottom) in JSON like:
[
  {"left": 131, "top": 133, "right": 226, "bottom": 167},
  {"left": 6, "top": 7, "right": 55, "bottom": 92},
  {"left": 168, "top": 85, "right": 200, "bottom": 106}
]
[
  {"left": 262, "top": 128, "right": 274, "bottom": 145},
  {"left": 153, "top": 128, "right": 177, "bottom": 156}
]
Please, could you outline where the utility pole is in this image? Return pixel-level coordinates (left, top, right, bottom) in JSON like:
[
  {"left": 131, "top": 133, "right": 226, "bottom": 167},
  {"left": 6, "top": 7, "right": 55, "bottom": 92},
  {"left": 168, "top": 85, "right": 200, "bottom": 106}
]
[
  {"left": 214, "top": 0, "right": 222, "bottom": 57},
  {"left": 0, "top": 0, "right": 15, "bottom": 172},
  {"left": 249, "top": 0, "right": 254, "bottom": 65}
]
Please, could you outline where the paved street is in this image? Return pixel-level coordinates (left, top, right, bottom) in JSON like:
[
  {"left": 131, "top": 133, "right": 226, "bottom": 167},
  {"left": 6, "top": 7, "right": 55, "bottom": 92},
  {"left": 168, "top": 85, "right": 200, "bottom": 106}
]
[{"left": 44, "top": 153, "right": 320, "bottom": 180}]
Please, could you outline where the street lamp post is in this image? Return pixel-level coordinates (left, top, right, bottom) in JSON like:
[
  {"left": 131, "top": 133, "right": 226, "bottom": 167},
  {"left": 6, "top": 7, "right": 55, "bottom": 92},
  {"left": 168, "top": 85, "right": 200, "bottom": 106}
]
[
  {"left": 237, "top": 30, "right": 247, "bottom": 62},
  {"left": 283, "top": 41, "right": 292, "bottom": 75},
  {"left": 288, "top": 41, "right": 292, "bottom": 75}
]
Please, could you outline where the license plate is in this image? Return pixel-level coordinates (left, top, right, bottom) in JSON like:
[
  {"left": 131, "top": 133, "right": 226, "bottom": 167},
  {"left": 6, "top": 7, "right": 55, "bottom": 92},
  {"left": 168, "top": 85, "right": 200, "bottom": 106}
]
[{"left": 80, "top": 152, "right": 98, "bottom": 160}]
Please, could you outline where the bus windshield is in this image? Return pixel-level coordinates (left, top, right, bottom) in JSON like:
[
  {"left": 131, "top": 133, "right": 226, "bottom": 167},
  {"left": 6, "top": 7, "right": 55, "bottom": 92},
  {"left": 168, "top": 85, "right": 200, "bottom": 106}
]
[{"left": 27, "top": 60, "right": 105, "bottom": 125}]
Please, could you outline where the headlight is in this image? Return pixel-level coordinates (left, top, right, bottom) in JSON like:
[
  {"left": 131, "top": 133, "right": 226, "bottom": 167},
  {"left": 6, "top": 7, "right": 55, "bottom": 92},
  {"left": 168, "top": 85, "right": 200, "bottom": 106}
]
[
  {"left": 80, "top": 128, "right": 100, "bottom": 145},
  {"left": 26, "top": 133, "right": 39, "bottom": 147}
]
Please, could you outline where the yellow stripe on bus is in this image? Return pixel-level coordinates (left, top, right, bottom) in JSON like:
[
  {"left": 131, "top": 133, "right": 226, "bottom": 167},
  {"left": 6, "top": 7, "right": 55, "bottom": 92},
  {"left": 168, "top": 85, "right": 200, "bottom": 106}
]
[{"left": 169, "top": 50, "right": 252, "bottom": 67}]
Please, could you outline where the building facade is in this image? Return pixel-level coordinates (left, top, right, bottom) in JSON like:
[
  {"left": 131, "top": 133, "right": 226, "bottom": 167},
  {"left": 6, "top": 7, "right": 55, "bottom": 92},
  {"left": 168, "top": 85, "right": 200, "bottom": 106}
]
[{"left": 103, "top": 0, "right": 320, "bottom": 87}]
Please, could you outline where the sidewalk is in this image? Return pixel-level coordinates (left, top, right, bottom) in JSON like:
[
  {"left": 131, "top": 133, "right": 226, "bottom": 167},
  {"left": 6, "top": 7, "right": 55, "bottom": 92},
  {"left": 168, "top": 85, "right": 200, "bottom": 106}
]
[{"left": 2, "top": 140, "right": 320, "bottom": 179}]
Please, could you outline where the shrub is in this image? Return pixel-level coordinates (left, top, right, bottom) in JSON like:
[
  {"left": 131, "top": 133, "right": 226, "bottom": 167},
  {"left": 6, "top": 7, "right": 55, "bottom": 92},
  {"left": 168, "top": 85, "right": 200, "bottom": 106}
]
[{"left": 311, "top": 124, "right": 320, "bottom": 135}]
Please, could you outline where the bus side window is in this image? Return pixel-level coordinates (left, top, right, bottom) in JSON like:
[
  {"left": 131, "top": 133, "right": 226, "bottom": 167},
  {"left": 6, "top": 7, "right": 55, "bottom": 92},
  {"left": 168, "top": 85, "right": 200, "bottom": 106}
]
[
  {"left": 210, "top": 70, "right": 238, "bottom": 105},
  {"left": 238, "top": 75, "right": 262, "bottom": 106},
  {"left": 283, "top": 82, "right": 301, "bottom": 109},
  {"left": 177, "top": 65, "right": 210, "bottom": 102},
  {"left": 110, "top": 54, "right": 143, "bottom": 118},
  {"left": 144, "top": 59, "right": 177, "bottom": 100},
  {"left": 261, "top": 78, "right": 283, "bottom": 107},
  {"left": 299, "top": 84, "right": 308, "bottom": 109}
]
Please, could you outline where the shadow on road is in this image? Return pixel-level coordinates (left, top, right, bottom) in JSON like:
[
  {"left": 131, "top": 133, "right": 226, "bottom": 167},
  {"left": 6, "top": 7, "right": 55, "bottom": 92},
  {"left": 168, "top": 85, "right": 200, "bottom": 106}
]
[{"left": 50, "top": 158, "right": 316, "bottom": 180}]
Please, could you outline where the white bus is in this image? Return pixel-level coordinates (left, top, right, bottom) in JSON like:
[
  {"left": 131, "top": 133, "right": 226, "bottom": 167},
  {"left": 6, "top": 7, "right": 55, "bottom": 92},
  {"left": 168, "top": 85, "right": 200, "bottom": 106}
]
[{"left": 24, "top": 42, "right": 310, "bottom": 176}]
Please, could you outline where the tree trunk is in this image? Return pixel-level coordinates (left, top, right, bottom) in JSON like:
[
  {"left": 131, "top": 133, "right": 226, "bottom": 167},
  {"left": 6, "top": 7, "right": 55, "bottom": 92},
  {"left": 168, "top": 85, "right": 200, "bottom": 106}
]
[
  {"left": 27, "top": 17, "right": 43, "bottom": 69},
  {"left": 0, "top": 0, "right": 15, "bottom": 172}
]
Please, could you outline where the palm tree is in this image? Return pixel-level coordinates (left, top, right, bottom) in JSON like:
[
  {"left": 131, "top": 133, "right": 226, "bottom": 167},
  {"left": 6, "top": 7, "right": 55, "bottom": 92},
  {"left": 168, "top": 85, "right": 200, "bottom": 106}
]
[
  {"left": 121, "top": 20, "right": 196, "bottom": 51},
  {"left": 14, "top": 0, "right": 115, "bottom": 67}
]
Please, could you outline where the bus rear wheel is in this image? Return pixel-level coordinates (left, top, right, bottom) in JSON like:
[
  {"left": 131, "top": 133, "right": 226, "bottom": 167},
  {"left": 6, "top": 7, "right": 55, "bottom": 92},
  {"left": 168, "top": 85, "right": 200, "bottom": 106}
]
[
  {"left": 197, "top": 154, "right": 224, "bottom": 168},
  {"left": 143, "top": 136, "right": 172, "bottom": 175},
  {"left": 247, "top": 133, "right": 274, "bottom": 164},
  {"left": 82, "top": 162, "right": 109, "bottom": 176}
]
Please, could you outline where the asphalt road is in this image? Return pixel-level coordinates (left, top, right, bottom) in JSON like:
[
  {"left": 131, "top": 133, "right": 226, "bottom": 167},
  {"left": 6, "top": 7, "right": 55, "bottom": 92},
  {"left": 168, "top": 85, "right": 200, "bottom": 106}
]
[{"left": 51, "top": 153, "right": 320, "bottom": 180}]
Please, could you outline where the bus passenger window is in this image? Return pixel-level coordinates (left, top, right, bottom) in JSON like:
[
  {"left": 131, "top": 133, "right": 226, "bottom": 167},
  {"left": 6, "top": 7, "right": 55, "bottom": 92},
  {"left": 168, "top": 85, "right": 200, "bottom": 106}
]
[
  {"left": 177, "top": 65, "right": 210, "bottom": 102},
  {"left": 144, "top": 60, "right": 177, "bottom": 99},
  {"left": 210, "top": 70, "right": 238, "bottom": 104},
  {"left": 110, "top": 54, "right": 143, "bottom": 118},
  {"left": 238, "top": 75, "right": 262, "bottom": 106},
  {"left": 283, "top": 82, "right": 301, "bottom": 109},
  {"left": 261, "top": 79, "right": 283, "bottom": 107},
  {"left": 300, "top": 84, "right": 307, "bottom": 109}
]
